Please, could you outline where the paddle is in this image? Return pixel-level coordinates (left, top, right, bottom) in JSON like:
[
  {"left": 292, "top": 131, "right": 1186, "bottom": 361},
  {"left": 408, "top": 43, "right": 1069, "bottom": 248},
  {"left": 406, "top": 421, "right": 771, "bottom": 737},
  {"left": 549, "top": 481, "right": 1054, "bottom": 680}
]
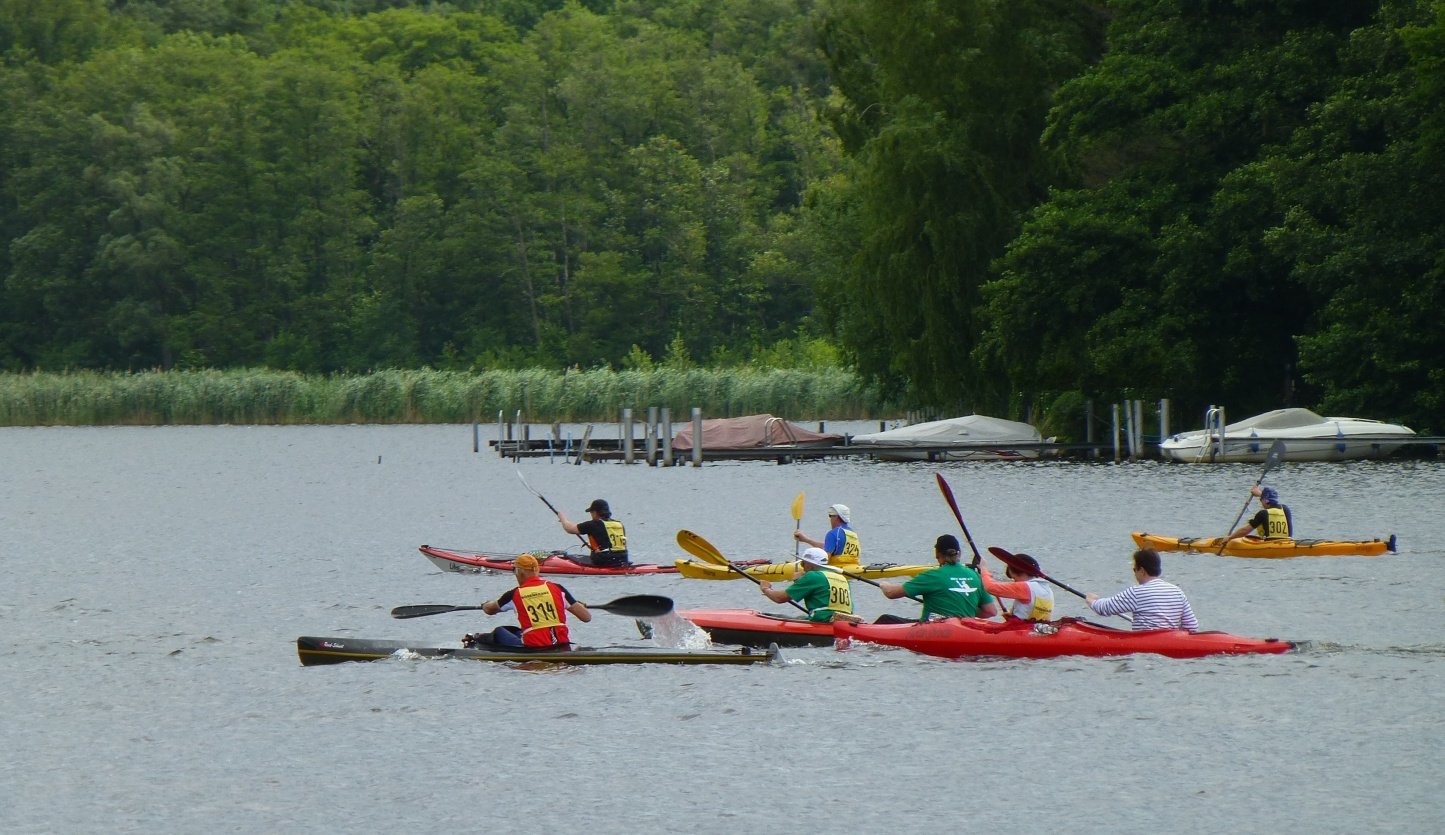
[
  {"left": 988, "top": 546, "right": 1130, "bottom": 623},
  {"left": 790, "top": 491, "right": 805, "bottom": 556},
  {"left": 677, "top": 529, "right": 809, "bottom": 614},
  {"left": 391, "top": 595, "right": 674, "bottom": 620},
  {"left": 813, "top": 562, "right": 923, "bottom": 604},
  {"left": 516, "top": 468, "right": 589, "bottom": 548},
  {"left": 935, "top": 473, "right": 984, "bottom": 568},
  {"left": 1216, "top": 439, "right": 1288, "bottom": 554}
]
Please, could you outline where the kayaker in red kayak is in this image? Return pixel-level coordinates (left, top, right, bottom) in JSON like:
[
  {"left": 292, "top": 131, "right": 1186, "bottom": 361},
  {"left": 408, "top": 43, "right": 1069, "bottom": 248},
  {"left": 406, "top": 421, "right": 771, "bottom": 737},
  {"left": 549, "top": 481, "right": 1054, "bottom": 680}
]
[
  {"left": 1222, "top": 485, "right": 1294, "bottom": 545},
  {"left": 977, "top": 551, "right": 1055, "bottom": 622},
  {"left": 793, "top": 503, "right": 861, "bottom": 566},
  {"left": 759, "top": 548, "right": 861, "bottom": 623},
  {"left": 464, "top": 554, "right": 592, "bottom": 648},
  {"left": 1084, "top": 549, "right": 1198, "bottom": 631},
  {"left": 874, "top": 534, "right": 998, "bottom": 623},
  {"left": 557, "top": 498, "right": 630, "bottom": 567}
]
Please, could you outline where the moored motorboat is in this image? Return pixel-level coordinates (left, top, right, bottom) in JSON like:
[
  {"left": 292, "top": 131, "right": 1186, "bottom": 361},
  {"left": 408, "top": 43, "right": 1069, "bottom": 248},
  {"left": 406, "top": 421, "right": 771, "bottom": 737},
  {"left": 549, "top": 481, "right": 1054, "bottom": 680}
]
[
  {"left": 421, "top": 545, "right": 769, "bottom": 576},
  {"left": 645, "top": 608, "right": 841, "bottom": 648},
  {"left": 833, "top": 618, "right": 1293, "bottom": 660},
  {"left": 848, "top": 414, "right": 1049, "bottom": 461},
  {"left": 1158, "top": 407, "right": 1417, "bottom": 462},
  {"left": 296, "top": 636, "right": 779, "bottom": 666},
  {"left": 673, "top": 559, "right": 929, "bottom": 581},
  {"left": 1132, "top": 531, "right": 1397, "bottom": 558}
]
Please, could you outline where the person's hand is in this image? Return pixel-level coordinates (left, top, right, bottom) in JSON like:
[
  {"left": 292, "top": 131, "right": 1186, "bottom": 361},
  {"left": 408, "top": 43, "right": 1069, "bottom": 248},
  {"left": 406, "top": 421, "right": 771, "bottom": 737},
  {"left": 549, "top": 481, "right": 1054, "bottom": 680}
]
[
  {"left": 759, "top": 581, "right": 772, "bottom": 593},
  {"left": 792, "top": 530, "right": 806, "bottom": 541},
  {"left": 1085, "top": 593, "right": 1098, "bottom": 604}
]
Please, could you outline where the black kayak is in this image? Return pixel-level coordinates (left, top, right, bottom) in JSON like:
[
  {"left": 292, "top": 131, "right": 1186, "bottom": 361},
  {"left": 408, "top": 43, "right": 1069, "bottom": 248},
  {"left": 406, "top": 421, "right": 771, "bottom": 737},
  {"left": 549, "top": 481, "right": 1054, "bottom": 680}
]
[{"left": 296, "top": 636, "right": 779, "bottom": 667}]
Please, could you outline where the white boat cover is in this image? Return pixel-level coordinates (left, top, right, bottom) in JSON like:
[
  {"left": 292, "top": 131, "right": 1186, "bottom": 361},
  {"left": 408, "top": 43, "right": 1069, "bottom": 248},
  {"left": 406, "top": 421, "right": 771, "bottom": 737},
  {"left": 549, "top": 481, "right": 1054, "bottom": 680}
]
[
  {"left": 849, "top": 415, "right": 1042, "bottom": 448},
  {"left": 671, "top": 414, "right": 842, "bottom": 451}
]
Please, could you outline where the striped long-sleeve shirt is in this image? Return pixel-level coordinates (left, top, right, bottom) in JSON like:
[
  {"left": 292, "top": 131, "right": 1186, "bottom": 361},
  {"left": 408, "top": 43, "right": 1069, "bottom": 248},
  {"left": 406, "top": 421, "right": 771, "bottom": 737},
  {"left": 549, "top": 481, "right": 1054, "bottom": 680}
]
[{"left": 1088, "top": 578, "right": 1198, "bottom": 631}]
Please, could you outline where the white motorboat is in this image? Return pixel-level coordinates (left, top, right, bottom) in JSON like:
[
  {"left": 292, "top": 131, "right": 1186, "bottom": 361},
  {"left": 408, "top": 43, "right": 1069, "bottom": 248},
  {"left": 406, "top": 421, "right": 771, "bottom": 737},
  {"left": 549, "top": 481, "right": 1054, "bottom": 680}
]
[
  {"left": 1158, "top": 407, "right": 1417, "bottom": 462},
  {"left": 848, "top": 414, "right": 1048, "bottom": 461}
]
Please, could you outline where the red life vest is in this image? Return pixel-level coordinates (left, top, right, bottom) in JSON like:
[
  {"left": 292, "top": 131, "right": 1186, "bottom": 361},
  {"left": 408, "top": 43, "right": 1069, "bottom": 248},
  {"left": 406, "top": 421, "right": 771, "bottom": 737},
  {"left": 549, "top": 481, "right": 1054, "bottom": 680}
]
[{"left": 511, "top": 578, "right": 571, "bottom": 647}]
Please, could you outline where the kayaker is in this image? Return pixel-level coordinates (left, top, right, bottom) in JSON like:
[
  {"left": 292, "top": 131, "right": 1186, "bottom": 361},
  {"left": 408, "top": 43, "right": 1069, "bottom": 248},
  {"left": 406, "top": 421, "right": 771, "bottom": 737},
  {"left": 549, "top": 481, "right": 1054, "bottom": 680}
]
[
  {"left": 464, "top": 554, "right": 592, "bottom": 648},
  {"left": 874, "top": 534, "right": 998, "bottom": 622},
  {"left": 977, "top": 551, "right": 1054, "bottom": 622},
  {"left": 792, "top": 503, "right": 860, "bottom": 566},
  {"left": 759, "top": 547, "right": 861, "bottom": 623},
  {"left": 1222, "top": 485, "right": 1294, "bottom": 544},
  {"left": 1084, "top": 549, "right": 1198, "bottom": 631},
  {"left": 557, "top": 498, "right": 630, "bottom": 567}
]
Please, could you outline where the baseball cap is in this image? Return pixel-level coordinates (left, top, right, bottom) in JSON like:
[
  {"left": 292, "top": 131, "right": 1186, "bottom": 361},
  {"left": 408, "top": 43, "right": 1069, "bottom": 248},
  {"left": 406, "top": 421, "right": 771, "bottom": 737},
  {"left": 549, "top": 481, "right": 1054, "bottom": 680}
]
[
  {"left": 934, "top": 534, "right": 960, "bottom": 554},
  {"left": 800, "top": 547, "right": 830, "bottom": 566},
  {"left": 827, "top": 504, "right": 851, "bottom": 523},
  {"left": 1259, "top": 487, "right": 1279, "bottom": 504},
  {"left": 585, "top": 499, "right": 610, "bottom": 515},
  {"left": 514, "top": 554, "right": 540, "bottom": 572}
]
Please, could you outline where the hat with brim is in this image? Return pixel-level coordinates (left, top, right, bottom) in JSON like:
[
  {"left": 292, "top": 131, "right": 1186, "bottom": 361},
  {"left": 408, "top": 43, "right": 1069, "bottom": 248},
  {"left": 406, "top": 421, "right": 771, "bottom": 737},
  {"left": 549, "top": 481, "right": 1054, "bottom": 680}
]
[{"left": 799, "top": 547, "right": 830, "bottom": 566}]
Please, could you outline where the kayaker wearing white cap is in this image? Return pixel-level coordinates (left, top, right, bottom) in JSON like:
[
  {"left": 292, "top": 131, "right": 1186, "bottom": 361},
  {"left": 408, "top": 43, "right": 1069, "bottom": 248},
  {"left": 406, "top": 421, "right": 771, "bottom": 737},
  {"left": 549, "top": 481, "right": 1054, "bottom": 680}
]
[
  {"left": 1222, "top": 485, "right": 1293, "bottom": 544},
  {"left": 792, "top": 502, "right": 861, "bottom": 566},
  {"left": 760, "top": 547, "right": 860, "bottom": 623}
]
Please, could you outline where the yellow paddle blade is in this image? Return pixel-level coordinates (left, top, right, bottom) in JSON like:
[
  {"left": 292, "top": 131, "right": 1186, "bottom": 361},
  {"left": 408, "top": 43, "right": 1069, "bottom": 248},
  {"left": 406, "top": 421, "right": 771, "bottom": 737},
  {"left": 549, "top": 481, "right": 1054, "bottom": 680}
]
[
  {"left": 790, "top": 491, "right": 806, "bottom": 522},
  {"left": 676, "top": 529, "right": 730, "bottom": 566}
]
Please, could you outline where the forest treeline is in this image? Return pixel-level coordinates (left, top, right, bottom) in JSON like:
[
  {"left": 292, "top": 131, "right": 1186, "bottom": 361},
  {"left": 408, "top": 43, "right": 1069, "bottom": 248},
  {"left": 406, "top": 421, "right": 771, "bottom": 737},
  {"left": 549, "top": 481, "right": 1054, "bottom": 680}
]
[{"left": 1, "top": 1, "right": 1441, "bottom": 434}]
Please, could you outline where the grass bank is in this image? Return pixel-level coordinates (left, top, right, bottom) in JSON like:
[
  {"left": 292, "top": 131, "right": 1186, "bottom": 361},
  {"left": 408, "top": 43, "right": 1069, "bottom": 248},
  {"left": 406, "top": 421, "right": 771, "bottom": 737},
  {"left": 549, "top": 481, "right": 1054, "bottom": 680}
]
[{"left": 0, "top": 368, "right": 887, "bottom": 426}]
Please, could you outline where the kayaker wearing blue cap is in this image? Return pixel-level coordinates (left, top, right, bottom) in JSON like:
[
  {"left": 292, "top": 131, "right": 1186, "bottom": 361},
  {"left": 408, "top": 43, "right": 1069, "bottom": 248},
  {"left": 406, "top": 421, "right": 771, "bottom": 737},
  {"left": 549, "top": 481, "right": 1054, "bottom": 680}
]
[
  {"left": 557, "top": 498, "right": 630, "bottom": 567},
  {"left": 759, "top": 547, "right": 860, "bottom": 623},
  {"left": 1223, "top": 485, "right": 1293, "bottom": 544},
  {"left": 792, "top": 502, "right": 861, "bottom": 566},
  {"left": 876, "top": 535, "right": 999, "bottom": 622}
]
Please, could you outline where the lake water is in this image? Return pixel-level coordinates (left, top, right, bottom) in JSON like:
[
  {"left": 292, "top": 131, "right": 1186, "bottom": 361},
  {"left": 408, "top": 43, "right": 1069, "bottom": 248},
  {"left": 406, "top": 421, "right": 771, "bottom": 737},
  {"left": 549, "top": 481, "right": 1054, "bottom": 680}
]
[{"left": 2, "top": 424, "right": 1441, "bottom": 834}]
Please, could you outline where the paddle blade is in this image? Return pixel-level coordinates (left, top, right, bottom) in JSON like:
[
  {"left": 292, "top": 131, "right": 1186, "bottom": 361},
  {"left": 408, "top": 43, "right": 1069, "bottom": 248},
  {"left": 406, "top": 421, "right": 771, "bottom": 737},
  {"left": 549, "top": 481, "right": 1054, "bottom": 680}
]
[
  {"left": 590, "top": 595, "right": 674, "bottom": 618},
  {"left": 677, "top": 529, "right": 729, "bottom": 566},
  {"left": 391, "top": 604, "right": 481, "bottom": 619},
  {"left": 1261, "top": 439, "right": 1287, "bottom": 475},
  {"left": 791, "top": 492, "right": 805, "bottom": 522}
]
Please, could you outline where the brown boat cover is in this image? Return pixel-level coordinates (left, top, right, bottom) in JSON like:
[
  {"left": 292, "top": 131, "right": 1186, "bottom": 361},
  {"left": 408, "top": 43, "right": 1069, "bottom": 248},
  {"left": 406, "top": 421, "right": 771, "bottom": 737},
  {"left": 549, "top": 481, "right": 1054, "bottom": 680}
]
[{"left": 671, "top": 414, "right": 842, "bottom": 451}]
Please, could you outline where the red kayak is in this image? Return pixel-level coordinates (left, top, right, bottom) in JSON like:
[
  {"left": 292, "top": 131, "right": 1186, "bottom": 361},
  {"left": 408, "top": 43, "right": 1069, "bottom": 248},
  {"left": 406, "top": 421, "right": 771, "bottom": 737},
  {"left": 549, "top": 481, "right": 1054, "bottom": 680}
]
[
  {"left": 420, "top": 545, "right": 767, "bottom": 576},
  {"left": 833, "top": 617, "right": 1294, "bottom": 660},
  {"left": 656, "top": 608, "right": 840, "bottom": 648}
]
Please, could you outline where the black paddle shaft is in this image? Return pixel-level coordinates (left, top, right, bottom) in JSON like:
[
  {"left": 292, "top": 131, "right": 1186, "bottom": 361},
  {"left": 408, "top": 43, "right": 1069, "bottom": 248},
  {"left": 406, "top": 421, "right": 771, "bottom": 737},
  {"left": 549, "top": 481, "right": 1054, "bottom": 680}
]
[{"left": 391, "top": 595, "right": 673, "bottom": 620}]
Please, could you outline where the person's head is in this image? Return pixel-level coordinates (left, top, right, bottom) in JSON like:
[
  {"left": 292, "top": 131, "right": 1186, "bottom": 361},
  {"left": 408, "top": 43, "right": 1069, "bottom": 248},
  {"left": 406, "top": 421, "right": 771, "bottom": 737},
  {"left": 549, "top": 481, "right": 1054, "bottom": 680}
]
[
  {"left": 514, "top": 553, "right": 541, "bottom": 579},
  {"left": 800, "top": 547, "right": 830, "bottom": 571},
  {"left": 1258, "top": 486, "right": 1279, "bottom": 506},
  {"left": 1004, "top": 553, "right": 1043, "bottom": 580},
  {"left": 585, "top": 498, "right": 611, "bottom": 518},
  {"left": 827, "top": 503, "right": 850, "bottom": 526},
  {"left": 933, "top": 534, "right": 962, "bottom": 565},
  {"left": 1132, "top": 548, "right": 1162, "bottom": 581}
]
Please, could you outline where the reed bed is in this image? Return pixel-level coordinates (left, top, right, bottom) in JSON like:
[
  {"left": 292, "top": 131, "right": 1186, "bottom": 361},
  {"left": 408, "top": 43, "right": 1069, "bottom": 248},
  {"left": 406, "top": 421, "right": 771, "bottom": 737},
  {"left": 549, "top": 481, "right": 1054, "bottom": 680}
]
[{"left": 0, "top": 368, "right": 886, "bottom": 426}]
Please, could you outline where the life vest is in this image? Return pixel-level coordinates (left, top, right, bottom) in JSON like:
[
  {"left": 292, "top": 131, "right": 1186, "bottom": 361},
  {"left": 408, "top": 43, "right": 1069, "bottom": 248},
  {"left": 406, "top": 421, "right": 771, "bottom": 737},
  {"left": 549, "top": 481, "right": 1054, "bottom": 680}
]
[
  {"left": 1259, "top": 506, "right": 1291, "bottom": 539},
  {"left": 588, "top": 519, "right": 628, "bottom": 558},
  {"left": 832, "top": 528, "right": 861, "bottom": 565},
  {"left": 512, "top": 578, "right": 570, "bottom": 647},
  {"left": 814, "top": 571, "right": 854, "bottom": 616},
  {"left": 1009, "top": 578, "right": 1055, "bottom": 622}
]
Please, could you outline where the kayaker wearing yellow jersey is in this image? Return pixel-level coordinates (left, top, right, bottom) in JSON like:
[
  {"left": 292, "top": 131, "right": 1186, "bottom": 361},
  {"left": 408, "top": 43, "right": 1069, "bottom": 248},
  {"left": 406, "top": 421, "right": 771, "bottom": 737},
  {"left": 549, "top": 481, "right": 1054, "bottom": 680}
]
[
  {"left": 465, "top": 554, "right": 592, "bottom": 648},
  {"left": 792, "top": 503, "right": 860, "bottom": 566},
  {"left": 977, "top": 551, "right": 1054, "bottom": 621},
  {"left": 759, "top": 548, "right": 860, "bottom": 623},
  {"left": 1223, "top": 486, "right": 1293, "bottom": 544},
  {"left": 558, "top": 498, "right": 630, "bottom": 567}
]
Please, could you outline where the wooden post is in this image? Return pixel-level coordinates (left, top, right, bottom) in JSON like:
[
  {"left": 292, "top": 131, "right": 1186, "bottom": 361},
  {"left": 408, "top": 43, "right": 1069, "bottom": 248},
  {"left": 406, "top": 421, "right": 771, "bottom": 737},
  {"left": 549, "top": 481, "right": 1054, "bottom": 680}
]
[
  {"left": 574, "top": 425, "right": 593, "bottom": 465},
  {"left": 1133, "top": 399, "right": 1144, "bottom": 460},
  {"left": 473, "top": 420, "right": 479, "bottom": 453},
  {"left": 622, "top": 408, "right": 635, "bottom": 464},
  {"left": 660, "top": 407, "right": 674, "bottom": 467},
  {"left": 1112, "top": 402, "right": 1122, "bottom": 463},
  {"left": 1085, "top": 399, "right": 1095, "bottom": 459},
  {"left": 1159, "top": 399, "right": 1170, "bottom": 447},
  {"left": 646, "top": 406, "right": 659, "bottom": 466},
  {"left": 691, "top": 408, "right": 704, "bottom": 467}
]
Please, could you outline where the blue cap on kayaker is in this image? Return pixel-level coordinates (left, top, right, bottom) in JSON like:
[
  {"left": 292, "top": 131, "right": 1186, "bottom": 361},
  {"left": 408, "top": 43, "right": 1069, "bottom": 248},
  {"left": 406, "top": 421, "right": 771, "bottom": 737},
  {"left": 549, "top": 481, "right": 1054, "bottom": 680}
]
[
  {"left": 827, "top": 503, "right": 851, "bottom": 523},
  {"left": 800, "top": 547, "right": 830, "bottom": 566},
  {"left": 934, "top": 534, "right": 960, "bottom": 556},
  {"left": 586, "top": 498, "right": 611, "bottom": 517},
  {"left": 1259, "top": 487, "right": 1279, "bottom": 505},
  {"left": 514, "top": 554, "right": 540, "bottom": 572}
]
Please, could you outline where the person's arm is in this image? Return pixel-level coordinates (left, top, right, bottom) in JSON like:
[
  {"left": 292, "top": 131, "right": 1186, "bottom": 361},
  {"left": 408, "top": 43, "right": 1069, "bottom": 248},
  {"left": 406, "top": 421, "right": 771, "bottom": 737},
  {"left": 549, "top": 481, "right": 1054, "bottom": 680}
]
[
  {"left": 878, "top": 581, "right": 906, "bottom": 600},
  {"left": 558, "top": 512, "right": 581, "bottom": 536},
  {"left": 1179, "top": 598, "right": 1198, "bottom": 632},
  {"left": 481, "top": 590, "right": 511, "bottom": 616},
  {"left": 1086, "top": 588, "right": 1133, "bottom": 617},
  {"left": 567, "top": 600, "right": 592, "bottom": 622},
  {"left": 792, "top": 530, "right": 823, "bottom": 548},
  {"left": 1224, "top": 510, "right": 1267, "bottom": 543},
  {"left": 976, "top": 600, "right": 1000, "bottom": 619},
  {"left": 757, "top": 581, "right": 792, "bottom": 604},
  {"left": 979, "top": 570, "right": 1031, "bottom": 602}
]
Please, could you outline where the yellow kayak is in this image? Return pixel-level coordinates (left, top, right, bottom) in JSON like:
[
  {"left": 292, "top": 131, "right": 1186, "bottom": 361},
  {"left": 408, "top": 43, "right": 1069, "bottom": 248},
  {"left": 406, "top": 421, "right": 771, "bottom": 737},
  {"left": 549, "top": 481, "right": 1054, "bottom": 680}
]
[
  {"left": 1132, "top": 531, "right": 1397, "bottom": 558},
  {"left": 673, "top": 559, "right": 931, "bottom": 580}
]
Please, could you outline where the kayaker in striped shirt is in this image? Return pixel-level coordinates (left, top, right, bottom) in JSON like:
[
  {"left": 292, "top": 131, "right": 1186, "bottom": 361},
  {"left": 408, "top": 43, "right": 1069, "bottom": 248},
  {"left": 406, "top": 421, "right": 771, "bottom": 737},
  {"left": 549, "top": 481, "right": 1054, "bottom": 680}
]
[{"left": 1085, "top": 549, "right": 1198, "bottom": 631}]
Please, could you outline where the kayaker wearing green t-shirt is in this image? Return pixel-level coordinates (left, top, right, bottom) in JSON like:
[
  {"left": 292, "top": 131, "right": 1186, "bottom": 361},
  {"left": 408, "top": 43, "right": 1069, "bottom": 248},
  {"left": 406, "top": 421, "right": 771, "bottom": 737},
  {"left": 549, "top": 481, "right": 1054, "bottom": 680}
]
[
  {"left": 878, "top": 535, "right": 998, "bottom": 621},
  {"left": 759, "top": 548, "right": 860, "bottom": 623}
]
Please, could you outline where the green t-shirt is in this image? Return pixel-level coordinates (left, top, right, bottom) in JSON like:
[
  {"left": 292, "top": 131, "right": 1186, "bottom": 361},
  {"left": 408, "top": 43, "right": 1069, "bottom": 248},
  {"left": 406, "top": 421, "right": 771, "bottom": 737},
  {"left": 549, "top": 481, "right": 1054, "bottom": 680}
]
[
  {"left": 786, "top": 569, "right": 854, "bottom": 623},
  {"left": 901, "top": 563, "right": 995, "bottom": 619}
]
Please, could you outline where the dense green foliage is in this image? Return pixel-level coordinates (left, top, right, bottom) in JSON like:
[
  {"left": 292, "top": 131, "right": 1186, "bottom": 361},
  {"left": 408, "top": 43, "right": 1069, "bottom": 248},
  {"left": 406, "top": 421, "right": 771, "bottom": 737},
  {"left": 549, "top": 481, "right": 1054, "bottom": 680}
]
[
  {"left": 2, "top": 1, "right": 1441, "bottom": 434},
  {"left": 0, "top": 366, "right": 880, "bottom": 424}
]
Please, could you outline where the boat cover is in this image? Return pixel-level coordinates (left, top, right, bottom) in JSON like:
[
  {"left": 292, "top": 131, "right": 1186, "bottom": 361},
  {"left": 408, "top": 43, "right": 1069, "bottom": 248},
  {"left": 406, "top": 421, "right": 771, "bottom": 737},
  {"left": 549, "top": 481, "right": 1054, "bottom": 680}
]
[
  {"left": 849, "top": 414, "right": 1042, "bottom": 448},
  {"left": 671, "top": 414, "right": 841, "bottom": 451}
]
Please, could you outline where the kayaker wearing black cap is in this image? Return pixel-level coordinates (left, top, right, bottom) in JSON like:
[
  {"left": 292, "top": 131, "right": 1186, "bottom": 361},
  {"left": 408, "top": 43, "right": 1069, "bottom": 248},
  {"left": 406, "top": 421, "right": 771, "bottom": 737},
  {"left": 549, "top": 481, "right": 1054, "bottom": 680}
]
[
  {"left": 977, "top": 552, "right": 1055, "bottom": 621},
  {"left": 792, "top": 502, "right": 861, "bottom": 566},
  {"left": 1223, "top": 485, "right": 1293, "bottom": 544},
  {"left": 875, "top": 535, "right": 998, "bottom": 622},
  {"left": 557, "top": 498, "right": 630, "bottom": 567}
]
